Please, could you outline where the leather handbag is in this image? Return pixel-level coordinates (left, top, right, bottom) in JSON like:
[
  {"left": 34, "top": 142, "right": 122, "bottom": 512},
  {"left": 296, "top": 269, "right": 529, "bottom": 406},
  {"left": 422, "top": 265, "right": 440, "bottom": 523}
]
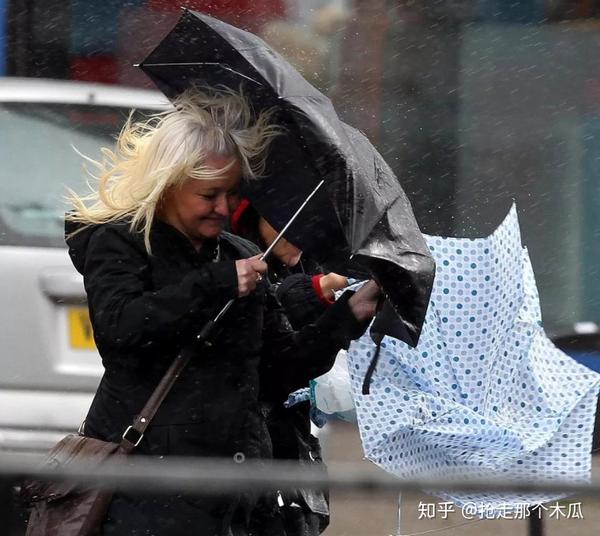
[
  {"left": 21, "top": 435, "right": 122, "bottom": 536},
  {"left": 20, "top": 344, "right": 199, "bottom": 536}
]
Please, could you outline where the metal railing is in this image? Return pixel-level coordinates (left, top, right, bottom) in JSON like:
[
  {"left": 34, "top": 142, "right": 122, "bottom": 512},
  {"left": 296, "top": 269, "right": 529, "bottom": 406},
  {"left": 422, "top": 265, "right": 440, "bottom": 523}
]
[{"left": 1, "top": 452, "right": 599, "bottom": 535}]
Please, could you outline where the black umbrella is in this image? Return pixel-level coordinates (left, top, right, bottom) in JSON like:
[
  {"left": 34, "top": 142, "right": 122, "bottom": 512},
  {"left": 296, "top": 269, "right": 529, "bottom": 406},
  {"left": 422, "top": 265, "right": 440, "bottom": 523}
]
[{"left": 138, "top": 9, "right": 435, "bottom": 347}]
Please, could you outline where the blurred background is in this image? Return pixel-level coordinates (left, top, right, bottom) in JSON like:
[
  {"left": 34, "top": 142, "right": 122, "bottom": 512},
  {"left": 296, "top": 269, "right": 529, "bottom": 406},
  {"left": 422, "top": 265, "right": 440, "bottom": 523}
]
[
  {"left": 1, "top": 1, "right": 600, "bottom": 535},
  {"left": 2, "top": 0, "right": 599, "bottom": 330}
]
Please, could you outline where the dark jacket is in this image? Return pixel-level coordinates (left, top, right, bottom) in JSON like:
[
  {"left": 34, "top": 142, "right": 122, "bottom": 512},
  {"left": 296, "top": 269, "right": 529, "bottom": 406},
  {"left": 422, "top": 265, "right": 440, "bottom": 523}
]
[
  {"left": 269, "top": 274, "right": 338, "bottom": 536},
  {"left": 65, "top": 218, "right": 365, "bottom": 536},
  {"left": 229, "top": 201, "right": 335, "bottom": 535}
]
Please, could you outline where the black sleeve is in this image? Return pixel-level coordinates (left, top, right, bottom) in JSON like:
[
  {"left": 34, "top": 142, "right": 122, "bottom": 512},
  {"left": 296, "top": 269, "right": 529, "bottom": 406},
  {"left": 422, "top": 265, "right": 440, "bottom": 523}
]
[
  {"left": 83, "top": 225, "right": 239, "bottom": 353},
  {"left": 275, "top": 273, "right": 329, "bottom": 329},
  {"left": 260, "top": 285, "right": 369, "bottom": 402}
]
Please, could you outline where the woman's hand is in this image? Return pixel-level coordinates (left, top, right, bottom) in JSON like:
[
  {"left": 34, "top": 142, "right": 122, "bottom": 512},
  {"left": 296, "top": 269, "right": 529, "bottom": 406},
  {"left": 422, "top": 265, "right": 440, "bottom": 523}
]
[
  {"left": 235, "top": 254, "right": 268, "bottom": 297},
  {"left": 348, "top": 280, "right": 381, "bottom": 322},
  {"left": 318, "top": 272, "right": 349, "bottom": 300}
]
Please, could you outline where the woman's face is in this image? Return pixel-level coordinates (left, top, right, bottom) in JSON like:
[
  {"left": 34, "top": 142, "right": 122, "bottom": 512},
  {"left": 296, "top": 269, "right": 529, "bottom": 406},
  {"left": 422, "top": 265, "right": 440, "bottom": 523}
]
[
  {"left": 258, "top": 217, "right": 303, "bottom": 267},
  {"left": 159, "top": 154, "right": 241, "bottom": 248}
]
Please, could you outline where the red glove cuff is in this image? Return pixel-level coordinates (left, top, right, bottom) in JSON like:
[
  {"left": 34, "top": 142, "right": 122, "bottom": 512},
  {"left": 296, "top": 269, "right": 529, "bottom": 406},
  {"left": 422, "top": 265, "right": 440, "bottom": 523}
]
[{"left": 312, "top": 274, "right": 335, "bottom": 305}]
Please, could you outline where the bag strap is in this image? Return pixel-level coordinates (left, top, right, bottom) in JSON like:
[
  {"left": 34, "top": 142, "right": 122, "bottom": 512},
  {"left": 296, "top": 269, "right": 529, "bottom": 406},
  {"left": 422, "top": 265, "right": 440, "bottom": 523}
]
[
  {"left": 119, "top": 321, "right": 216, "bottom": 454},
  {"left": 117, "top": 234, "right": 253, "bottom": 453}
]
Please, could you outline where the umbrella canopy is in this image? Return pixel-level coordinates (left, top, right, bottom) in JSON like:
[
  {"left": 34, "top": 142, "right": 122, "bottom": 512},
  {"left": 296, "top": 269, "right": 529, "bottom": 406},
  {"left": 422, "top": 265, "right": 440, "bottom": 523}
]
[
  {"left": 138, "top": 9, "right": 435, "bottom": 346},
  {"left": 345, "top": 205, "right": 600, "bottom": 510}
]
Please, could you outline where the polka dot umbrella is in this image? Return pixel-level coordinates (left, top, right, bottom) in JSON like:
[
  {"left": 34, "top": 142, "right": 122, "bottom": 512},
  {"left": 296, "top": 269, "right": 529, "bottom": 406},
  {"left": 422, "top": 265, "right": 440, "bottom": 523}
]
[{"left": 345, "top": 204, "right": 600, "bottom": 511}]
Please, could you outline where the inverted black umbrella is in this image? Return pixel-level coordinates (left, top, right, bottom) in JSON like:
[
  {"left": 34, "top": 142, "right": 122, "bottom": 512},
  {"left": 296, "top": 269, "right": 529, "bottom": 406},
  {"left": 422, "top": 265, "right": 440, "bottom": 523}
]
[{"left": 138, "top": 9, "right": 435, "bottom": 347}]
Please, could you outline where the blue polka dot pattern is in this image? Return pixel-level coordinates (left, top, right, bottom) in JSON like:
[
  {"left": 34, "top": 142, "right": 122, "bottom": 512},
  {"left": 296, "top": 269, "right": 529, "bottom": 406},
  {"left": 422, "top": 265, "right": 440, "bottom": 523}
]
[{"left": 345, "top": 204, "right": 600, "bottom": 512}]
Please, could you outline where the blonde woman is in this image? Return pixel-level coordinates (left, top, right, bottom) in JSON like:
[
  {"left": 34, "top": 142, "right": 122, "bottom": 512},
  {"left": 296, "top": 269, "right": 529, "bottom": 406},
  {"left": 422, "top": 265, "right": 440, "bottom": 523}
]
[{"left": 65, "top": 87, "right": 380, "bottom": 536}]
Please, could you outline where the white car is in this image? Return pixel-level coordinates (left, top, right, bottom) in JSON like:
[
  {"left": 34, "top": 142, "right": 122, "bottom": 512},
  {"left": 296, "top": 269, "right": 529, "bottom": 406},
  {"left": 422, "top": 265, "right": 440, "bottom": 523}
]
[{"left": 0, "top": 77, "right": 169, "bottom": 454}]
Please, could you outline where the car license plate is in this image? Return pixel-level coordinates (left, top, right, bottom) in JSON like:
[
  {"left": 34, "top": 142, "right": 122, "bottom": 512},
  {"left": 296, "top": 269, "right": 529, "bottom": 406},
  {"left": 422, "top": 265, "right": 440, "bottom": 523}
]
[{"left": 68, "top": 307, "right": 96, "bottom": 349}]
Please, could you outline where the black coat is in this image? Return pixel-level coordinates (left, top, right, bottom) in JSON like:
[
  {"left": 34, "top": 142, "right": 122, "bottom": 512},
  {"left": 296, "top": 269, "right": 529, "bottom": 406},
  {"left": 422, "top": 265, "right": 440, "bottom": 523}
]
[
  {"left": 229, "top": 203, "right": 334, "bottom": 534},
  {"left": 65, "top": 218, "right": 366, "bottom": 536},
  {"left": 265, "top": 273, "right": 334, "bottom": 536}
]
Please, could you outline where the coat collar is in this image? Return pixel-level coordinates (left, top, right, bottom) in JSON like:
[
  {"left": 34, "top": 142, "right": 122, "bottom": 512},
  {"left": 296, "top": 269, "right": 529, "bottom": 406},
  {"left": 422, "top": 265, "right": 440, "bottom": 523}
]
[{"left": 152, "top": 218, "right": 221, "bottom": 262}]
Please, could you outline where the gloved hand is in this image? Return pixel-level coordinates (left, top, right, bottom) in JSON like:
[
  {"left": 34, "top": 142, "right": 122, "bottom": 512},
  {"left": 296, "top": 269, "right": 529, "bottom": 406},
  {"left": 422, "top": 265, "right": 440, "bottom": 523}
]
[{"left": 347, "top": 280, "right": 381, "bottom": 322}]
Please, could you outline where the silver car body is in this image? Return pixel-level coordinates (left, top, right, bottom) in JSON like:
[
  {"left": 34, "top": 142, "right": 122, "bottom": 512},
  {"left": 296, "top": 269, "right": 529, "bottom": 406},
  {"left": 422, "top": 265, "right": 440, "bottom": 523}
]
[{"left": 0, "top": 78, "right": 169, "bottom": 453}]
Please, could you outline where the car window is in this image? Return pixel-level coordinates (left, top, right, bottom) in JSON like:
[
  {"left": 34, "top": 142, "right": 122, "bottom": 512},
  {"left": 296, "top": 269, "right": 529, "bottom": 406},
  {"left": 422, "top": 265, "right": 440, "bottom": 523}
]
[{"left": 0, "top": 103, "right": 152, "bottom": 248}]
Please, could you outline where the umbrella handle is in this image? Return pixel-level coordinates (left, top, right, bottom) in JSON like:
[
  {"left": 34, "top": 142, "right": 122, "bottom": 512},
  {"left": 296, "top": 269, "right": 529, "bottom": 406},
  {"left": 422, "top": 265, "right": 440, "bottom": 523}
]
[{"left": 361, "top": 331, "right": 384, "bottom": 395}]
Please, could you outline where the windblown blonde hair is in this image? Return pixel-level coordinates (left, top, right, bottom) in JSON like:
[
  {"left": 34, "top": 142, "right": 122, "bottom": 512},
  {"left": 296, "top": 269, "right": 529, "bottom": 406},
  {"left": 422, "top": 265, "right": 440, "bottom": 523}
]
[{"left": 66, "top": 86, "right": 281, "bottom": 252}]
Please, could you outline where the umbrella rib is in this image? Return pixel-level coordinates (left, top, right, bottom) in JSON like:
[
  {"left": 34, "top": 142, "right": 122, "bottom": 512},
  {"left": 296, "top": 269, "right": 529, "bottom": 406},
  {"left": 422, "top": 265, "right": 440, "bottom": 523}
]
[{"left": 140, "top": 62, "right": 262, "bottom": 85}]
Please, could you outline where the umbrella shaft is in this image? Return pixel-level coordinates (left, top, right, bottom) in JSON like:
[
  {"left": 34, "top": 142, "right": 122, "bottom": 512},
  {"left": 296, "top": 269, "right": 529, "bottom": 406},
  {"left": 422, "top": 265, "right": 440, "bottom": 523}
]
[{"left": 260, "top": 179, "right": 325, "bottom": 262}]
